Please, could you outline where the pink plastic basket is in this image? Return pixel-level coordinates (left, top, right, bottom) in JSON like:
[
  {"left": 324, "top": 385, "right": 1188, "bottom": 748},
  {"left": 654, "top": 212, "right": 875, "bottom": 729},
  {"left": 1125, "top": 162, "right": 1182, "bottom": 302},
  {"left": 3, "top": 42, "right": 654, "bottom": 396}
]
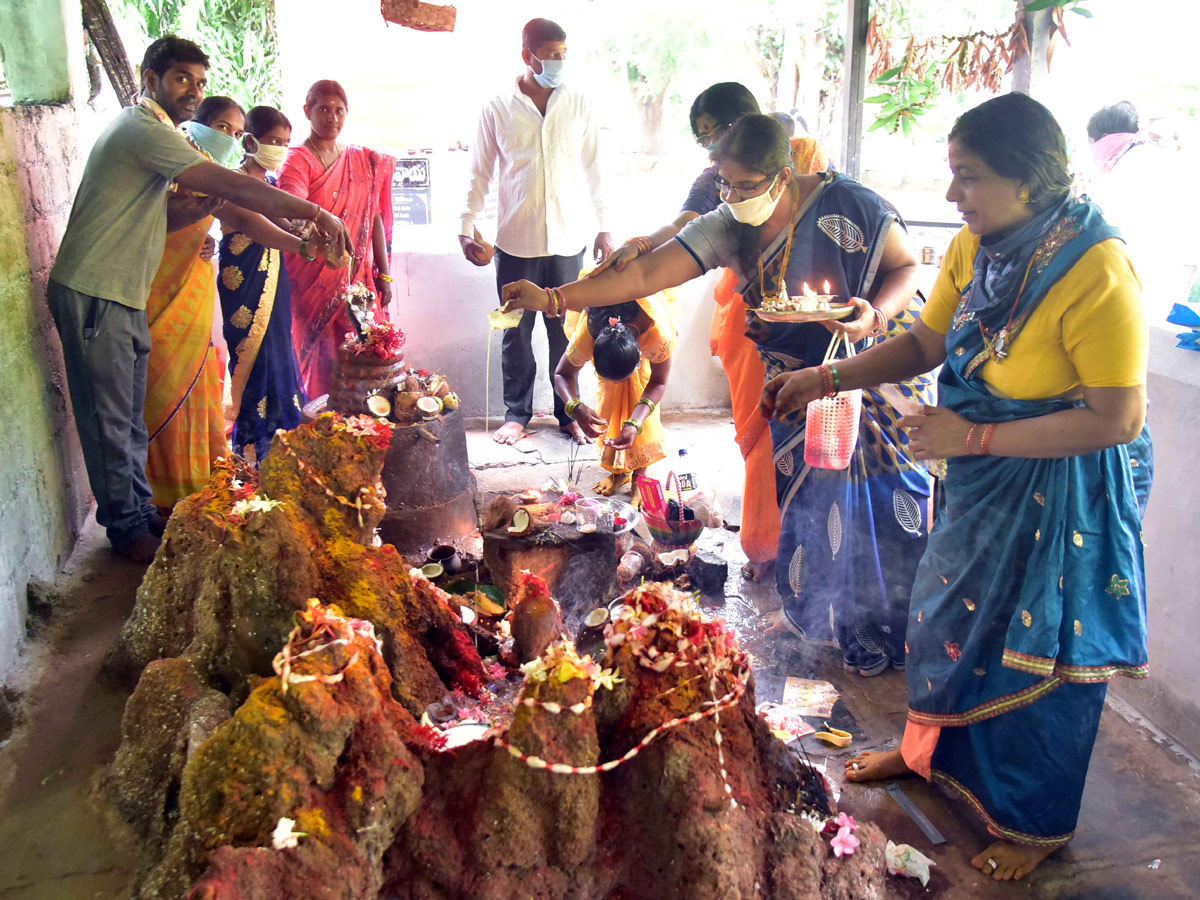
[{"left": 803, "top": 333, "right": 862, "bottom": 471}]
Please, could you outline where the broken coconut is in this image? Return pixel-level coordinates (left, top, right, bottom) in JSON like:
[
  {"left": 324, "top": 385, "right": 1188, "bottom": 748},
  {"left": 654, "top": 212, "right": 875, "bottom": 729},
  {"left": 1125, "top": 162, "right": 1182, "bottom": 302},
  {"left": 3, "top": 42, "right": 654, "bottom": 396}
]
[
  {"left": 507, "top": 507, "right": 533, "bottom": 536},
  {"left": 442, "top": 392, "right": 460, "bottom": 410},
  {"left": 584, "top": 607, "right": 609, "bottom": 627},
  {"left": 416, "top": 396, "right": 443, "bottom": 418},
  {"left": 367, "top": 394, "right": 392, "bottom": 417}
]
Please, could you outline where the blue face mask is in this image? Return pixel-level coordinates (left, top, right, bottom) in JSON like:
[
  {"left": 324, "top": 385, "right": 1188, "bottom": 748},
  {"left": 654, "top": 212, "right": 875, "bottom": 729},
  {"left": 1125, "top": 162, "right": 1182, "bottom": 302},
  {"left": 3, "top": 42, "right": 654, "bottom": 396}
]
[
  {"left": 531, "top": 56, "right": 565, "bottom": 89},
  {"left": 185, "top": 120, "right": 242, "bottom": 168}
]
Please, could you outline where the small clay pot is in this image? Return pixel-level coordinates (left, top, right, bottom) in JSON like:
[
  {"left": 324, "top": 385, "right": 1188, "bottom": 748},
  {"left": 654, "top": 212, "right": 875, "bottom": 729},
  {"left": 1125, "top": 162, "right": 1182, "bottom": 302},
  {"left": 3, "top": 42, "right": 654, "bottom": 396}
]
[{"left": 427, "top": 544, "right": 462, "bottom": 575}]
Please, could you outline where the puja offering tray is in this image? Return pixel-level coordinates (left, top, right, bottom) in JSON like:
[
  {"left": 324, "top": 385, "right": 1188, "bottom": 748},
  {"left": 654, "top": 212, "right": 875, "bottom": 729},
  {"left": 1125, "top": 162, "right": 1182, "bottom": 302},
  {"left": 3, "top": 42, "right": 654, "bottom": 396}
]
[{"left": 754, "top": 281, "right": 855, "bottom": 323}]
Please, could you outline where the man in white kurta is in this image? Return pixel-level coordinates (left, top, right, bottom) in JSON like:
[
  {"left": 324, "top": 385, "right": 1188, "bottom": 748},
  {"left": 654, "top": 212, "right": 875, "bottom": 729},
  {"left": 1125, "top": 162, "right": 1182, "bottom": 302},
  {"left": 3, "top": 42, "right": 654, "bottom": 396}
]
[{"left": 460, "top": 16, "right": 613, "bottom": 444}]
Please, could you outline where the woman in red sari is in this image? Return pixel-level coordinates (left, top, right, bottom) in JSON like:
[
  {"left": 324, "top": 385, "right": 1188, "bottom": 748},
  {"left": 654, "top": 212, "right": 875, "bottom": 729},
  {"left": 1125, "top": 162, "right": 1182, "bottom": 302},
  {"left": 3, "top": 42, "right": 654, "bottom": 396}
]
[{"left": 278, "top": 80, "right": 395, "bottom": 398}]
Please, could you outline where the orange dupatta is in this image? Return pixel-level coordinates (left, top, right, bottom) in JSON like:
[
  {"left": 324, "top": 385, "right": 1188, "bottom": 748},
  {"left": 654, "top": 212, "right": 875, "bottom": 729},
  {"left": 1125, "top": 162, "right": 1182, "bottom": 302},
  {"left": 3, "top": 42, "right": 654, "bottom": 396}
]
[{"left": 709, "top": 137, "right": 830, "bottom": 563}]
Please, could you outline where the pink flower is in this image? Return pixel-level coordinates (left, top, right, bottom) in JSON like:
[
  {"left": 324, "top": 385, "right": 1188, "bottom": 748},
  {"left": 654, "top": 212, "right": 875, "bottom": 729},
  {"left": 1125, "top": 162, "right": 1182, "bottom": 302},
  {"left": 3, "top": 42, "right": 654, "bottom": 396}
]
[
  {"left": 830, "top": 825, "right": 860, "bottom": 858},
  {"left": 835, "top": 812, "right": 857, "bottom": 832},
  {"left": 486, "top": 663, "right": 507, "bottom": 681}
]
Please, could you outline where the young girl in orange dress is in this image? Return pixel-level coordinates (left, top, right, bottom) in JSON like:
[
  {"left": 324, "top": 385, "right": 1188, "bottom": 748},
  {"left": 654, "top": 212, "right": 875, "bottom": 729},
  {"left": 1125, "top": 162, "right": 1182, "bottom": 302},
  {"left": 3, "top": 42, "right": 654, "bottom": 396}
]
[{"left": 553, "top": 294, "right": 675, "bottom": 496}]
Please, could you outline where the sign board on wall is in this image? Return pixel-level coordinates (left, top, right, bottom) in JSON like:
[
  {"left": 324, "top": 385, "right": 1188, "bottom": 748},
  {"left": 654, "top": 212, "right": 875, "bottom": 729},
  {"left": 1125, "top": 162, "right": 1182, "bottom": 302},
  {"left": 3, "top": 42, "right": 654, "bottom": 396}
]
[{"left": 392, "top": 157, "right": 432, "bottom": 226}]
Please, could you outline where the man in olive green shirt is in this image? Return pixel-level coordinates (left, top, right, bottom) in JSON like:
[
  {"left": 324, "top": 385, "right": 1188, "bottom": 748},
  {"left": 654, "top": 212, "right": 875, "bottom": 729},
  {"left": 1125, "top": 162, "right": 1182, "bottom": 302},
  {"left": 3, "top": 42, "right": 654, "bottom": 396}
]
[{"left": 48, "top": 35, "right": 350, "bottom": 562}]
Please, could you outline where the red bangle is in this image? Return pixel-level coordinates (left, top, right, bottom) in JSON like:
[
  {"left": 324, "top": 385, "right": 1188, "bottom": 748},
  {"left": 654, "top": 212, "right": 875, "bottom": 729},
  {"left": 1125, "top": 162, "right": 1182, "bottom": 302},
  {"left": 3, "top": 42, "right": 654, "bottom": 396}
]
[
  {"left": 965, "top": 424, "right": 980, "bottom": 455},
  {"left": 818, "top": 364, "right": 836, "bottom": 397},
  {"left": 979, "top": 423, "right": 997, "bottom": 455},
  {"left": 869, "top": 306, "right": 887, "bottom": 337}
]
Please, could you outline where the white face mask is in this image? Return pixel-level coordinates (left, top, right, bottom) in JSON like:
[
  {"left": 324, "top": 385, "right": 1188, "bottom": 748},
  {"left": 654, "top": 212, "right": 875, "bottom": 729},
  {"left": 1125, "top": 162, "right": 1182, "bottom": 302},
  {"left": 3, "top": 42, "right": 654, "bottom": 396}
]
[
  {"left": 724, "top": 175, "right": 783, "bottom": 227},
  {"left": 243, "top": 134, "right": 289, "bottom": 172},
  {"left": 532, "top": 56, "right": 565, "bottom": 89}
]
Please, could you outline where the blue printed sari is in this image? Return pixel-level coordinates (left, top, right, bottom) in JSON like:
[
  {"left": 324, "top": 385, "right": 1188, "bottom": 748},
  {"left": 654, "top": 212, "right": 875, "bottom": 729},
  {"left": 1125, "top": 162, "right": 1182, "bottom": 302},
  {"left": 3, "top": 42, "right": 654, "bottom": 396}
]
[
  {"left": 217, "top": 217, "right": 306, "bottom": 464},
  {"left": 741, "top": 173, "right": 934, "bottom": 671},
  {"left": 906, "top": 198, "right": 1153, "bottom": 844}
]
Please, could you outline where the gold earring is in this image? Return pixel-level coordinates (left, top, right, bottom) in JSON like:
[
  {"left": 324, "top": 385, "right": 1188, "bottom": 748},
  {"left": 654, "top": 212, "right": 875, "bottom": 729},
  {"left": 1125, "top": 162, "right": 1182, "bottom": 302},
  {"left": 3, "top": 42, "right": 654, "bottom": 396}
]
[{"left": 1020, "top": 189, "right": 1031, "bottom": 204}]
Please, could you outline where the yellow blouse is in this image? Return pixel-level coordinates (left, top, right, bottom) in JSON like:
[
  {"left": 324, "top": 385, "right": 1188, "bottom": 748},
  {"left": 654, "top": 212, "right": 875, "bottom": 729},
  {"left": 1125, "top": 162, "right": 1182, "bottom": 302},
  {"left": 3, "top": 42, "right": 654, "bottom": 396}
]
[{"left": 921, "top": 226, "right": 1147, "bottom": 399}]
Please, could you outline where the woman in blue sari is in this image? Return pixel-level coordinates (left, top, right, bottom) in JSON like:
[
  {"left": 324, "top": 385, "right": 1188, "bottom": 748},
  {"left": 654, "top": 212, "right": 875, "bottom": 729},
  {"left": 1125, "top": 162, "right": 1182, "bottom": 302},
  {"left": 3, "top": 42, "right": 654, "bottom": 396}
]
[
  {"left": 217, "top": 106, "right": 311, "bottom": 463},
  {"left": 501, "top": 114, "right": 932, "bottom": 675},
  {"left": 764, "top": 93, "right": 1152, "bottom": 880}
]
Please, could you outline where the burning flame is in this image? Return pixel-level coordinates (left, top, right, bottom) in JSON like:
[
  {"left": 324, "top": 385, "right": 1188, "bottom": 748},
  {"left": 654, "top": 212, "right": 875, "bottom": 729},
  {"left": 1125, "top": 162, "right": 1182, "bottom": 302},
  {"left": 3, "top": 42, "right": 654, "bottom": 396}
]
[{"left": 823, "top": 280, "right": 831, "bottom": 294}]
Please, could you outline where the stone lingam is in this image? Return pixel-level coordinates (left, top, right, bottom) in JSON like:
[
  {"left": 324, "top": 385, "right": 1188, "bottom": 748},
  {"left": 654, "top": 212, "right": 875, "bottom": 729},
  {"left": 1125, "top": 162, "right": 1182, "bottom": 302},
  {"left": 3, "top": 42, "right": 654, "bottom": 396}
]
[
  {"left": 104, "top": 417, "right": 907, "bottom": 900},
  {"left": 305, "top": 284, "right": 477, "bottom": 559}
]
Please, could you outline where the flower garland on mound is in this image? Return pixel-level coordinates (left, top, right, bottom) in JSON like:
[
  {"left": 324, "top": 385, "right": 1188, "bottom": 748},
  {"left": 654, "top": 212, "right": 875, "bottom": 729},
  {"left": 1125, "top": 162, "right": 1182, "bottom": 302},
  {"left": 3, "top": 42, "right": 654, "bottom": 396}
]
[
  {"left": 272, "top": 598, "right": 384, "bottom": 694},
  {"left": 492, "top": 584, "right": 750, "bottom": 807}
]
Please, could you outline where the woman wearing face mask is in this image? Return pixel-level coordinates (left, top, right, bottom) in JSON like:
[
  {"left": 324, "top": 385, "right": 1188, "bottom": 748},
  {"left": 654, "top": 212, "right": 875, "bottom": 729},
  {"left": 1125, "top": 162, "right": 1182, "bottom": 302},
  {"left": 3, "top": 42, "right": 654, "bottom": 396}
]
[
  {"left": 591, "top": 82, "right": 831, "bottom": 583},
  {"left": 278, "top": 80, "right": 396, "bottom": 399},
  {"left": 770, "top": 93, "right": 1150, "bottom": 883},
  {"left": 216, "top": 106, "right": 319, "bottom": 463},
  {"left": 504, "top": 115, "right": 932, "bottom": 676},
  {"left": 554, "top": 297, "right": 675, "bottom": 497},
  {"left": 143, "top": 96, "right": 244, "bottom": 508},
  {"left": 145, "top": 99, "right": 338, "bottom": 503}
]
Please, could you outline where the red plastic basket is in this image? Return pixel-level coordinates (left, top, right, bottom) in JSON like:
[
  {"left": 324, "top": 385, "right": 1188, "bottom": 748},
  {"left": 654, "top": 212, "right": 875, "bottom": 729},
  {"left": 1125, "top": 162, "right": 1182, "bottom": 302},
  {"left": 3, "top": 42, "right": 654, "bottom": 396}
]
[{"left": 803, "top": 332, "right": 862, "bottom": 471}]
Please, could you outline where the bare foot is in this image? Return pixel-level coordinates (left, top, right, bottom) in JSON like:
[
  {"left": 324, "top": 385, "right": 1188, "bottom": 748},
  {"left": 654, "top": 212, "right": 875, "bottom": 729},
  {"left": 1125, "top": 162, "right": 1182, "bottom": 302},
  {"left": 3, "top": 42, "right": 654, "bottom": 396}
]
[
  {"left": 972, "top": 840, "right": 1060, "bottom": 881},
  {"left": 560, "top": 421, "right": 590, "bottom": 445},
  {"left": 844, "top": 748, "right": 911, "bottom": 782},
  {"left": 741, "top": 558, "right": 776, "bottom": 582},
  {"left": 593, "top": 473, "right": 631, "bottom": 496},
  {"left": 493, "top": 421, "right": 525, "bottom": 444},
  {"left": 761, "top": 609, "right": 789, "bottom": 635}
]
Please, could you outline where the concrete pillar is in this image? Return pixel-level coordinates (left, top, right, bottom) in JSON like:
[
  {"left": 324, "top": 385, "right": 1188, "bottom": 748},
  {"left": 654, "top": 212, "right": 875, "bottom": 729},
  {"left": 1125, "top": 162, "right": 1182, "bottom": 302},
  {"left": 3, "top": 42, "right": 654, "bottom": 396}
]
[{"left": 0, "top": 0, "right": 85, "bottom": 103}]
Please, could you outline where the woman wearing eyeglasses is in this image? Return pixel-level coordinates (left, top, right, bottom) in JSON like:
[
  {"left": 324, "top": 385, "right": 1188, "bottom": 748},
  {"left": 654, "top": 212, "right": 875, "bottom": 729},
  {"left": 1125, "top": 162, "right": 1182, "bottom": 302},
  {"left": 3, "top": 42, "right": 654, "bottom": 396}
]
[
  {"left": 593, "top": 83, "right": 831, "bottom": 586},
  {"left": 504, "top": 114, "right": 933, "bottom": 677}
]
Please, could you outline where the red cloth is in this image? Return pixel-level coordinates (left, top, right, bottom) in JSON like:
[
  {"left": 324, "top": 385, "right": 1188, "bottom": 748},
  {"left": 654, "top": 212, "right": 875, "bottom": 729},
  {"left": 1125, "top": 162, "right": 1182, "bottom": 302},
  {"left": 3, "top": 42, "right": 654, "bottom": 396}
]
[{"left": 278, "top": 145, "right": 395, "bottom": 399}]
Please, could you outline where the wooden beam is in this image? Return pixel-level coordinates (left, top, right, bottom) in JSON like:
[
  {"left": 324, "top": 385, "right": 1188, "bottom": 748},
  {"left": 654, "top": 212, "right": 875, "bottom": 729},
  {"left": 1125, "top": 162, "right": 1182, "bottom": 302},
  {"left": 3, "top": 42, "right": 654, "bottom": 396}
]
[
  {"left": 81, "top": 0, "right": 137, "bottom": 106},
  {"left": 840, "top": 0, "right": 870, "bottom": 179}
]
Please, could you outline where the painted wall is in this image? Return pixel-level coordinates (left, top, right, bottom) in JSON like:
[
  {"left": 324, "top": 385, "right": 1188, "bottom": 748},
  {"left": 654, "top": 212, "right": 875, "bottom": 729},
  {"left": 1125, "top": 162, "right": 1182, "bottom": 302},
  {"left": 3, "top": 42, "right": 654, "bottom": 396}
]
[
  {"left": 0, "top": 104, "right": 91, "bottom": 680},
  {"left": 1112, "top": 325, "right": 1200, "bottom": 754}
]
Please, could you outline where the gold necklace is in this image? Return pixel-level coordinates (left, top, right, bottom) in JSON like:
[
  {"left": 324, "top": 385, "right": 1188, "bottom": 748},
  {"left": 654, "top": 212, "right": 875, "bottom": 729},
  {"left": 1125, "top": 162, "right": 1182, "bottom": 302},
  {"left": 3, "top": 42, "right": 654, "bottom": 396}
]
[
  {"left": 757, "top": 189, "right": 799, "bottom": 303},
  {"left": 305, "top": 137, "right": 340, "bottom": 169}
]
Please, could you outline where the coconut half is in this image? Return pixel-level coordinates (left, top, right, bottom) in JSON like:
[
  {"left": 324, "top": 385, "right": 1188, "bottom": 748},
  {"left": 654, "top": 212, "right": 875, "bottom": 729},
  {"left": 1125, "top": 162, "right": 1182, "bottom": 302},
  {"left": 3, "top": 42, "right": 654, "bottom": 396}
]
[
  {"left": 367, "top": 394, "right": 392, "bottom": 417},
  {"left": 584, "top": 607, "right": 609, "bottom": 628},
  {"left": 416, "top": 395, "right": 443, "bottom": 418},
  {"left": 506, "top": 507, "right": 532, "bottom": 536}
]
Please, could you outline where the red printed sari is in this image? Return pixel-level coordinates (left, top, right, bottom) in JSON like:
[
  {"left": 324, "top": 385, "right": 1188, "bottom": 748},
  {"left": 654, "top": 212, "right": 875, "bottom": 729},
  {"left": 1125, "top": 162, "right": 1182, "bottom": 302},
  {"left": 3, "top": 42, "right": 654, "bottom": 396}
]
[{"left": 278, "top": 145, "right": 395, "bottom": 398}]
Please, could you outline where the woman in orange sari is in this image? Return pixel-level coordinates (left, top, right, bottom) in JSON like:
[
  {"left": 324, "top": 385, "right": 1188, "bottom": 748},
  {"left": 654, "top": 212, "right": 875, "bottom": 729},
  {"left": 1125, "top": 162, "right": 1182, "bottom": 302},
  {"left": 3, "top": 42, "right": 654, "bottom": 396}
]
[
  {"left": 592, "top": 83, "right": 828, "bottom": 579},
  {"left": 278, "top": 80, "right": 395, "bottom": 399},
  {"left": 144, "top": 96, "right": 245, "bottom": 508}
]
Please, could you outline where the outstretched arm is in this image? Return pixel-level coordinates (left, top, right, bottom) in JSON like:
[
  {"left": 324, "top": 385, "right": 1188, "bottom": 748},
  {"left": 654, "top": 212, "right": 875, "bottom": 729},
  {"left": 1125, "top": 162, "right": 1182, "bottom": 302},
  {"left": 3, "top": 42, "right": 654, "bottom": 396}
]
[
  {"left": 175, "top": 161, "right": 348, "bottom": 245},
  {"left": 589, "top": 211, "right": 699, "bottom": 279},
  {"left": 503, "top": 240, "right": 703, "bottom": 313}
]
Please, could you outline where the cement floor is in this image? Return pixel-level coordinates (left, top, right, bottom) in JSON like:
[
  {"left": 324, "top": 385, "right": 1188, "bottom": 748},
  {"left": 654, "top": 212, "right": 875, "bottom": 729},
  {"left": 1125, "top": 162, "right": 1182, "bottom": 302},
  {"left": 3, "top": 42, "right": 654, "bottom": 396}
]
[{"left": 2, "top": 412, "right": 1199, "bottom": 898}]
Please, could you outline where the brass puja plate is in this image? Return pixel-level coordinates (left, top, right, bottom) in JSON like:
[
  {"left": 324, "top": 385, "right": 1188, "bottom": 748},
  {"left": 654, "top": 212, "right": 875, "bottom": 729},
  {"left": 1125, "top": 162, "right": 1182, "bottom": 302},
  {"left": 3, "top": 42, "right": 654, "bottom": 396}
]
[{"left": 753, "top": 304, "right": 856, "bottom": 324}]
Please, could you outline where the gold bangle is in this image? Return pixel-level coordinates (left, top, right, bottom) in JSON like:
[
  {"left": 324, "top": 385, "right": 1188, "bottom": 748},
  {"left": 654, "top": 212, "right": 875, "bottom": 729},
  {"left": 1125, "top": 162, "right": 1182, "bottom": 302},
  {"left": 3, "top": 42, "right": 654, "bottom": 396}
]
[
  {"left": 565, "top": 398, "right": 581, "bottom": 417},
  {"left": 635, "top": 397, "right": 656, "bottom": 413},
  {"left": 622, "top": 418, "right": 644, "bottom": 435},
  {"left": 376, "top": 272, "right": 393, "bottom": 283}
]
